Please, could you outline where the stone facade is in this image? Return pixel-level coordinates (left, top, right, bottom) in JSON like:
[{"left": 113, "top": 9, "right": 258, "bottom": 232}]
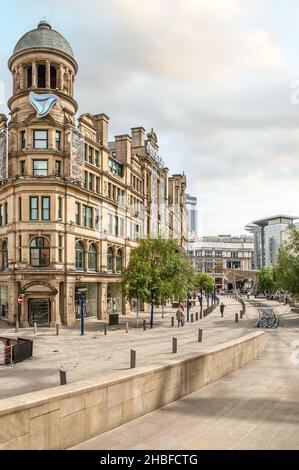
[
  {"left": 189, "top": 234, "right": 254, "bottom": 291},
  {"left": 0, "top": 22, "right": 187, "bottom": 327}
]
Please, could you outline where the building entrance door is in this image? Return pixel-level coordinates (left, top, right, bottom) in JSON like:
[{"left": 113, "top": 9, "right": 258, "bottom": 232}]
[{"left": 29, "top": 299, "right": 50, "bottom": 326}]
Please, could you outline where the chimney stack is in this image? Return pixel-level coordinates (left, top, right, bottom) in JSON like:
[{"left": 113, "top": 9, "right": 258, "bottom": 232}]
[
  {"left": 115, "top": 134, "right": 132, "bottom": 165},
  {"left": 93, "top": 113, "right": 110, "bottom": 147},
  {"left": 131, "top": 127, "right": 145, "bottom": 147}
]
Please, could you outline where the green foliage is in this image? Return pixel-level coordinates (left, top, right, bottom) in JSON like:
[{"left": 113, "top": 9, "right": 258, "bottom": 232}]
[
  {"left": 122, "top": 238, "right": 196, "bottom": 305},
  {"left": 193, "top": 272, "right": 215, "bottom": 292},
  {"left": 257, "top": 267, "right": 277, "bottom": 292},
  {"left": 275, "top": 229, "right": 299, "bottom": 295}
]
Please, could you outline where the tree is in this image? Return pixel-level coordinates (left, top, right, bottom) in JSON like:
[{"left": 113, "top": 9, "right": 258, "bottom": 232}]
[
  {"left": 276, "top": 229, "right": 299, "bottom": 295},
  {"left": 122, "top": 238, "right": 196, "bottom": 326},
  {"left": 193, "top": 272, "right": 215, "bottom": 293},
  {"left": 257, "top": 267, "right": 277, "bottom": 292}
]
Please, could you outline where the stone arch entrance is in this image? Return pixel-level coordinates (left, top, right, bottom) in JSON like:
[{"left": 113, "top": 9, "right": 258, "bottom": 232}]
[{"left": 20, "top": 281, "right": 59, "bottom": 327}]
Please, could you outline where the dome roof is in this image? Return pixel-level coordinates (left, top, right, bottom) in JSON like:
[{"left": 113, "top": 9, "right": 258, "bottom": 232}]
[{"left": 13, "top": 21, "right": 74, "bottom": 58}]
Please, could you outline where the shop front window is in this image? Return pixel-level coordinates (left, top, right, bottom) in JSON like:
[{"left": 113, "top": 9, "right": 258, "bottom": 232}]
[{"left": 0, "top": 284, "right": 8, "bottom": 319}]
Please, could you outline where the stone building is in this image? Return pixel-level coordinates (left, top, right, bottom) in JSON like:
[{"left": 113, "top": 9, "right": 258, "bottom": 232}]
[
  {"left": 188, "top": 234, "right": 254, "bottom": 291},
  {"left": 0, "top": 21, "right": 187, "bottom": 327}
]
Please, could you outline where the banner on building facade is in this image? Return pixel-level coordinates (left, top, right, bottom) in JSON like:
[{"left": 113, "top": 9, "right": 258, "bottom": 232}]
[
  {"left": 0, "top": 128, "right": 8, "bottom": 180},
  {"left": 150, "top": 167, "right": 159, "bottom": 237},
  {"left": 160, "top": 176, "right": 168, "bottom": 238},
  {"left": 70, "top": 127, "right": 85, "bottom": 182}
]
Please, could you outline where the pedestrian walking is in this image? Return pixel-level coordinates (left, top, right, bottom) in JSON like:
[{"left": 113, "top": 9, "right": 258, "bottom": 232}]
[
  {"left": 176, "top": 306, "right": 185, "bottom": 327},
  {"left": 220, "top": 302, "right": 225, "bottom": 317}
]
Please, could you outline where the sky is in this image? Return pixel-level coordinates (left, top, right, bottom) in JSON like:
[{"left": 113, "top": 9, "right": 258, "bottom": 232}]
[{"left": 1, "top": 0, "right": 299, "bottom": 236}]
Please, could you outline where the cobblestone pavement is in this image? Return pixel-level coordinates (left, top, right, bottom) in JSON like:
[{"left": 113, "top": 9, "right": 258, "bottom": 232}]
[
  {"left": 72, "top": 300, "right": 299, "bottom": 450},
  {"left": 1, "top": 296, "right": 260, "bottom": 399}
]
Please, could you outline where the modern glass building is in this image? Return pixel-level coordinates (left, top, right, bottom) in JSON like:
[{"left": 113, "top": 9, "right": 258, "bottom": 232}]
[
  {"left": 245, "top": 215, "right": 298, "bottom": 269},
  {"left": 186, "top": 193, "right": 198, "bottom": 249}
]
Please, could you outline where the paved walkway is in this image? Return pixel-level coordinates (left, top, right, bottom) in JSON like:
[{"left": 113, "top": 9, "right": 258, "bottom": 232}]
[
  {"left": 1, "top": 297, "right": 257, "bottom": 399},
  {"left": 72, "top": 300, "right": 299, "bottom": 450}
]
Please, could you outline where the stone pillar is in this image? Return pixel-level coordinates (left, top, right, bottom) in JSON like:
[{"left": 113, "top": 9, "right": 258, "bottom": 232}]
[
  {"left": 46, "top": 61, "right": 51, "bottom": 88},
  {"left": 21, "top": 296, "right": 29, "bottom": 328},
  {"left": 19, "top": 66, "right": 24, "bottom": 90},
  {"left": 63, "top": 280, "right": 76, "bottom": 326},
  {"left": 50, "top": 294, "right": 60, "bottom": 327},
  {"left": 112, "top": 247, "right": 117, "bottom": 273},
  {"left": 98, "top": 282, "right": 108, "bottom": 320},
  {"left": 84, "top": 241, "right": 89, "bottom": 271},
  {"left": 59, "top": 65, "right": 64, "bottom": 91},
  {"left": 122, "top": 296, "right": 130, "bottom": 315},
  {"left": 69, "top": 73, "right": 73, "bottom": 96},
  {"left": 32, "top": 61, "right": 37, "bottom": 88},
  {"left": 101, "top": 241, "right": 108, "bottom": 272},
  {"left": 7, "top": 279, "right": 18, "bottom": 325}
]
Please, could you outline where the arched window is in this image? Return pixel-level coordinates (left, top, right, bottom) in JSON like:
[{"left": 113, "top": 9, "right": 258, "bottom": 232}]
[
  {"left": 107, "top": 247, "right": 113, "bottom": 272},
  {"left": 38, "top": 64, "right": 46, "bottom": 88},
  {"left": 30, "top": 237, "right": 50, "bottom": 267},
  {"left": 50, "top": 65, "right": 57, "bottom": 89},
  {"left": 116, "top": 249, "right": 123, "bottom": 273},
  {"left": 76, "top": 242, "right": 84, "bottom": 271},
  {"left": 27, "top": 66, "right": 32, "bottom": 88},
  {"left": 2, "top": 241, "right": 8, "bottom": 270},
  {"left": 88, "top": 244, "right": 97, "bottom": 271}
]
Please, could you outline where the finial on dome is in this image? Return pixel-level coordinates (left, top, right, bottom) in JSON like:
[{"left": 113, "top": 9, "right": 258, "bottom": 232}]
[{"left": 38, "top": 20, "right": 52, "bottom": 30}]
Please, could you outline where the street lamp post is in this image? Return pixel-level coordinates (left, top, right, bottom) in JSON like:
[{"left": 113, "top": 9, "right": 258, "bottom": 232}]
[{"left": 77, "top": 288, "right": 88, "bottom": 336}]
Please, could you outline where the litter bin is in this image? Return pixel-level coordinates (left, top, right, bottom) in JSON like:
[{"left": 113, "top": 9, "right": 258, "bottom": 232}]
[{"left": 109, "top": 313, "right": 119, "bottom": 326}]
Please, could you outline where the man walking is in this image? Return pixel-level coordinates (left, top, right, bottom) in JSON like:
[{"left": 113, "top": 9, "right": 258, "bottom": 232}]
[{"left": 220, "top": 302, "right": 225, "bottom": 317}]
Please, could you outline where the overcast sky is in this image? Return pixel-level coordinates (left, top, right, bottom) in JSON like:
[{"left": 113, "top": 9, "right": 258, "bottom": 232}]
[{"left": 1, "top": 0, "right": 299, "bottom": 236}]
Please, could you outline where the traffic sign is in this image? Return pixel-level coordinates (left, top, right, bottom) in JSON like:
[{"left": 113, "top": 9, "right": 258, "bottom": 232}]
[{"left": 17, "top": 295, "right": 24, "bottom": 305}]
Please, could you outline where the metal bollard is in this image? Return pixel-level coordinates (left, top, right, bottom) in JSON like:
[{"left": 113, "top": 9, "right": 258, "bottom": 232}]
[
  {"left": 130, "top": 349, "right": 136, "bottom": 368},
  {"left": 104, "top": 323, "right": 107, "bottom": 335},
  {"left": 235, "top": 313, "right": 239, "bottom": 323},
  {"left": 34, "top": 322, "right": 37, "bottom": 334},
  {"left": 143, "top": 319, "right": 147, "bottom": 331},
  {"left": 56, "top": 324, "right": 59, "bottom": 336},
  {"left": 172, "top": 337, "right": 177, "bottom": 353},
  {"left": 196, "top": 312, "right": 198, "bottom": 321},
  {"left": 125, "top": 321, "right": 129, "bottom": 333},
  {"left": 200, "top": 312, "right": 202, "bottom": 319},
  {"left": 240, "top": 310, "right": 243, "bottom": 319},
  {"left": 191, "top": 313, "right": 194, "bottom": 323},
  {"left": 59, "top": 368, "right": 67, "bottom": 385},
  {"left": 171, "top": 316, "right": 174, "bottom": 327},
  {"left": 198, "top": 329, "right": 203, "bottom": 342},
  {"left": 15, "top": 320, "right": 19, "bottom": 333}
]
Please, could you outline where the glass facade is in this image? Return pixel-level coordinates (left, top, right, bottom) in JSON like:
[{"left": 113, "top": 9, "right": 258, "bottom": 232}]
[
  {"left": 75, "top": 283, "right": 98, "bottom": 318},
  {"left": 0, "top": 284, "right": 8, "bottom": 319}
]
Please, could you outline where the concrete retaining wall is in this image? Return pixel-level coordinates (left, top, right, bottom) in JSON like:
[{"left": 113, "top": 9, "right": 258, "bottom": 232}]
[{"left": 0, "top": 331, "right": 265, "bottom": 450}]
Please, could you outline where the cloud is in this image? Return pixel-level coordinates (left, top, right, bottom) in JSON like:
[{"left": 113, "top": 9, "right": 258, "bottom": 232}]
[{"left": 1, "top": 0, "right": 299, "bottom": 234}]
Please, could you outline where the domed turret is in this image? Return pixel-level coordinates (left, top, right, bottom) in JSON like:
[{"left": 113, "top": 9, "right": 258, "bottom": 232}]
[
  {"left": 8, "top": 21, "right": 78, "bottom": 122},
  {"left": 13, "top": 20, "right": 74, "bottom": 58}
]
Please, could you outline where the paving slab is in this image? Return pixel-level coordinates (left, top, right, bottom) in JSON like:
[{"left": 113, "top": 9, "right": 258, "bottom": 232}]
[
  {"left": 71, "top": 300, "right": 299, "bottom": 450},
  {"left": 0, "top": 296, "right": 259, "bottom": 399}
]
